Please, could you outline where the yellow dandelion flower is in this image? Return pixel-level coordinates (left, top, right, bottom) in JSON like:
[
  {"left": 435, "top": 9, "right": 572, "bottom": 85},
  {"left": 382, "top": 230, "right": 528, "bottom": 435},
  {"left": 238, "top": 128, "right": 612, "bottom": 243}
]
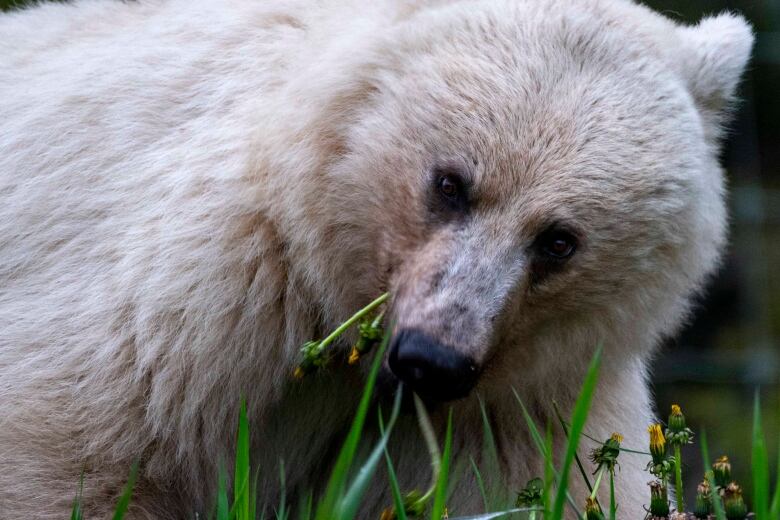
[
  {"left": 671, "top": 404, "right": 682, "bottom": 416},
  {"left": 648, "top": 423, "right": 666, "bottom": 464},
  {"left": 610, "top": 432, "right": 624, "bottom": 443},
  {"left": 648, "top": 424, "right": 665, "bottom": 449},
  {"left": 348, "top": 346, "right": 360, "bottom": 365}
]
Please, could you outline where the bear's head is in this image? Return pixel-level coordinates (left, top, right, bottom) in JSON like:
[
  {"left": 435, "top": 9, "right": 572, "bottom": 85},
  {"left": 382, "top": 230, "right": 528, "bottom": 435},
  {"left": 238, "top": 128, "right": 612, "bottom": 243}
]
[{"left": 311, "top": 0, "right": 754, "bottom": 402}]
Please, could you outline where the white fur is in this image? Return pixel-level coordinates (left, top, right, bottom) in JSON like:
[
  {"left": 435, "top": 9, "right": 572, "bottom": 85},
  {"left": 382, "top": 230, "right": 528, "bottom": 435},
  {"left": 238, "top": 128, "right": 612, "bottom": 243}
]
[{"left": 0, "top": 1, "right": 752, "bottom": 518}]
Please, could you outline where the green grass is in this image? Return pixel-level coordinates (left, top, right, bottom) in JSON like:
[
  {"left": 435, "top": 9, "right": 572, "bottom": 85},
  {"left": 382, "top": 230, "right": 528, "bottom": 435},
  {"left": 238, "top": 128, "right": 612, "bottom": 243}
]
[{"left": 72, "top": 342, "right": 779, "bottom": 520}]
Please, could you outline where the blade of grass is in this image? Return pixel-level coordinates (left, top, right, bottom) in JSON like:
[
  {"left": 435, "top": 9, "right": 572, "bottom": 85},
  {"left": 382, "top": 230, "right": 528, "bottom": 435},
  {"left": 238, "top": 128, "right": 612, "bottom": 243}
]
[
  {"left": 70, "top": 472, "right": 85, "bottom": 520},
  {"left": 552, "top": 346, "right": 602, "bottom": 520},
  {"left": 543, "top": 422, "right": 554, "bottom": 519},
  {"left": 276, "top": 461, "right": 287, "bottom": 520},
  {"left": 469, "top": 456, "right": 489, "bottom": 513},
  {"left": 216, "top": 465, "right": 230, "bottom": 520},
  {"left": 700, "top": 430, "right": 726, "bottom": 520},
  {"left": 553, "top": 401, "right": 594, "bottom": 494},
  {"left": 753, "top": 391, "right": 770, "bottom": 520},
  {"left": 314, "top": 333, "right": 389, "bottom": 520},
  {"left": 234, "top": 400, "right": 251, "bottom": 520},
  {"left": 478, "top": 397, "right": 503, "bottom": 509},
  {"left": 771, "top": 420, "right": 780, "bottom": 519},
  {"left": 298, "top": 492, "right": 314, "bottom": 520},
  {"left": 337, "top": 385, "right": 403, "bottom": 519},
  {"left": 379, "top": 404, "right": 408, "bottom": 520},
  {"left": 513, "top": 389, "right": 580, "bottom": 515},
  {"left": 430, "top": 408, "right": 453, "bottom": 520},
  {"left": 112, "top": 461, "right": 139, "bottom": 520}
]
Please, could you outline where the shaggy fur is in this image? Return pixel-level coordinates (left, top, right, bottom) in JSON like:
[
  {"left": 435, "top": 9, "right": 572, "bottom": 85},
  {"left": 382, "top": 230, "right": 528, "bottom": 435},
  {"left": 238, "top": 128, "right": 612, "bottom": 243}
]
[{"left": 0, "top": 0, "right": 752, "bottom": 518}]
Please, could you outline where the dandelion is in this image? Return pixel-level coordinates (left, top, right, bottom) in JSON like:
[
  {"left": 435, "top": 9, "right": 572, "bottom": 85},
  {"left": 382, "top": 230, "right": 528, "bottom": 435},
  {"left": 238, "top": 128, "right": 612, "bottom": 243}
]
[
  {"left": 516, "top": 477, "right": 543, "bottom": 520},
  {"left": 585, "top": 496, "right": 605, "bottom": 520},
  {"left": 722, "top": 482, "right": 748, "bottom": 520},
  {"left": 648, "top": 480, "right": 670, "bottom": 518},
  {"left": 665, "top": 404, "right": 693, "bottom": 445},
  {"left": 589, "top": 433, "right": 622, "bottom": 474},
  {"left": 664, "top": 404, "right": 693, "bottom": 513},
  {"left": 647, "top": 424, "right": 666, "bottom": 465},
  {"left": 516, "top": 477, "right": 543, "bottom": 508},
  {"left": 348, "top": 312, "right": 384, "bottom": 365},
  {"left": 293, "top": 340, "right": 324, "bottom": 378},
  {"left": 294, "top": 293, "right": 389, "bottom": 377},
  {"left": 402, "top": 490, "right": 426, "bottom": 517},
  {"left": 693, "top": 479, "right": 712, "bottom": 519},
  {"left": 646, "top": 424, "right": 674, "bottom": 480},
  {"left": 379, "top": 489, "right": 426, "bottom": 520},
  {"left": 713, "top": 455, "right": 732, "bottom": 488}
]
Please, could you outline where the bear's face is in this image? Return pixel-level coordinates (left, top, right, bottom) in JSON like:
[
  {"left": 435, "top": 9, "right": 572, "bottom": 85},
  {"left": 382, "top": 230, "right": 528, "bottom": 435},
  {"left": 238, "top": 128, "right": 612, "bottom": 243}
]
[{"left": 326, "top": 1, "right": 752, "bottom": 401}]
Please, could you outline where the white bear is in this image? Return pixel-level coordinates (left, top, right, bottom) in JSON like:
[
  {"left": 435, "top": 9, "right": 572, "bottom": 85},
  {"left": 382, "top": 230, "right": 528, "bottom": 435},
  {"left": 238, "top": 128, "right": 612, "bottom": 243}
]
[{"left": 0, "top": 0, "right": 752, "bottom": 517}]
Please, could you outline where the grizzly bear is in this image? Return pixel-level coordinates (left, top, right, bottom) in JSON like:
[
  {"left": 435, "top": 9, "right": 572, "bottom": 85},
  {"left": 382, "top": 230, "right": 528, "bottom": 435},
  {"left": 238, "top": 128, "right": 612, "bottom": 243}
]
[{"left": 0, "top": 0, "right": 752, "bottom": 518}]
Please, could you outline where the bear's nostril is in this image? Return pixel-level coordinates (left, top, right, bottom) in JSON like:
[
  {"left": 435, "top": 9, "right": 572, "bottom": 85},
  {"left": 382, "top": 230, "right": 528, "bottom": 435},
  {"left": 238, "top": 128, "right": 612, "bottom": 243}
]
[{"left": 388, "top": 329, "right": 479, "bottom": 402}]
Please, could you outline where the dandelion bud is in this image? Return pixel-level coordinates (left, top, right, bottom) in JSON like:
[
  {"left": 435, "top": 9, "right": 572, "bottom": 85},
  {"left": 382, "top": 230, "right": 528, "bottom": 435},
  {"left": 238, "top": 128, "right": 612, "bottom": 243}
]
[
  {"left": 402, "top": 490, "right": 426, "bottom": 517},
  {"left": 712, "top": 456, "right": 732, "bottom": 488},
  {"left": 349, "top": 314, "right": 384, "bottom": 364},
  {"left": 516, "top": 477, "right": 543, "bottom": 508},
  {"left": 648, "top": 480, "right": 670, "bottom": 518},
  {"left": 589, "top": 433, "right": 623, "bottom": 473},
  {"left": 294, "top": 340, "right": 323, "bottom": 377},
  {"left": 668, "top": 404, "right": 686, "bottom": 432},
  {"left": 647, "top": 424, "right": 666, "bottom": 465},
  {"left": 722, "top": 482, "right": 747, "bottom": 520},
  {"left": 665, "top": 404, "right": 694, "bottom": 446},
  {"left": 585, "top": 497, "right": 605, "bottom": 520},
  {"left": 693, "top": 480, "right": 712, "bottom": 519}
]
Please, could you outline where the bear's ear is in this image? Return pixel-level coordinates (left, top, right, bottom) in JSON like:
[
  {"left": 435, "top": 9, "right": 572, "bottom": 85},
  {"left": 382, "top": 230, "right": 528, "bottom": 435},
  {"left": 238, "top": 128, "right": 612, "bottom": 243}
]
[{"left": 676, "top": 13, "right": 754, "bottom": 138}]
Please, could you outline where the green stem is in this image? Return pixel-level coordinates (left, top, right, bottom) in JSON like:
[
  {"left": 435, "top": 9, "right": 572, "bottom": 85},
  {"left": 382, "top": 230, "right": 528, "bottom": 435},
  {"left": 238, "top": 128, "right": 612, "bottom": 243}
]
[
  {"left": 313, "top": 292, "right": 389, "bottom": 356},
  {"left": 413, "top": 394, "right": 441, "bottom": 505},
  {"left": 590, "top": 467, "right": 605, "bottom": 501},
  {"left": 674, "top": 444, "right": 684, "bottom": 513},
  {"left": 609, "top": 470, "right": 616, "bottom": 520}
]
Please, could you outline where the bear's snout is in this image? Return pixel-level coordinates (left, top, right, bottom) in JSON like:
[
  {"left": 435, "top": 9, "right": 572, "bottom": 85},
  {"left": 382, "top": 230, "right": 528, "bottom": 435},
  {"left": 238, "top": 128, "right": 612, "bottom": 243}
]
[{"left": 388, "top": 329, "right": 479, "bottom": 402}]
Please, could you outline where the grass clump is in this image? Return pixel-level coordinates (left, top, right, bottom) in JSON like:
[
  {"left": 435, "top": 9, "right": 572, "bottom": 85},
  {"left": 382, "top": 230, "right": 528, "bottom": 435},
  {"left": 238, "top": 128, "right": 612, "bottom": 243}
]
[{"left": 72, "top": 296, "right": 778, "bottom": 520}]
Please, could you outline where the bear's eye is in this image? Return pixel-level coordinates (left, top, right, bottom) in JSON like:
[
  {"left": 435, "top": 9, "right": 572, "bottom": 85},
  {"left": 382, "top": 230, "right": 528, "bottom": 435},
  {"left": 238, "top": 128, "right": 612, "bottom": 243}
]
[
  {"left": 438, "top": 175, "right": 459, "bottom": 199},
  {"left": 428, "top": 165, "right": 470, "bottom": 216},
  {"left": 537, "top": 229, "right": 577, "bottom": 260}
]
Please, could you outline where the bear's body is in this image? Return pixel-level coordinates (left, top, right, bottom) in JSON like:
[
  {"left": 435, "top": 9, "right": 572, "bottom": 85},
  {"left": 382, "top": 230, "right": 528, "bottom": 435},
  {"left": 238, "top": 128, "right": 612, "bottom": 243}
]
[{"left": 0, "top": 0, "right": 752, "bottom": 518}]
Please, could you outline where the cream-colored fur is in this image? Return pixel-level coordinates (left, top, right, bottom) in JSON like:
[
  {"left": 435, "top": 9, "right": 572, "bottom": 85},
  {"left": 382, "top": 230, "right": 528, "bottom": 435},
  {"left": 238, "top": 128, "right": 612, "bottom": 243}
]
[{"left": 0, "top": 1, "right": 752, "bottom": 518}]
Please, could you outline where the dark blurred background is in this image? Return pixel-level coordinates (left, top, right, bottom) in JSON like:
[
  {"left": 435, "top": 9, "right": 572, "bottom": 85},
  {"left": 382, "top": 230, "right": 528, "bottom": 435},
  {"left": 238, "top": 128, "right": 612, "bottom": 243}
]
[{"left": 1, "top": 0, "right": 777, "bottom": 507}]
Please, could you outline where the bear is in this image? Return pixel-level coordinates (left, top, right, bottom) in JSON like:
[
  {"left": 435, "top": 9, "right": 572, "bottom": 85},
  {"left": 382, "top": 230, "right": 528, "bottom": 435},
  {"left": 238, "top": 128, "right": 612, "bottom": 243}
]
[{"left": 0, "top": 0, "right": 753, "bottom": 518}]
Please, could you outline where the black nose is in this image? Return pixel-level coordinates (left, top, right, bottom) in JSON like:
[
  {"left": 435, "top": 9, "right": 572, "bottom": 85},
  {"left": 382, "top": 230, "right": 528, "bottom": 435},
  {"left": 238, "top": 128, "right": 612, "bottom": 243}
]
[{"left": 388, "top": 330, "right": 479, "bottom": 402}]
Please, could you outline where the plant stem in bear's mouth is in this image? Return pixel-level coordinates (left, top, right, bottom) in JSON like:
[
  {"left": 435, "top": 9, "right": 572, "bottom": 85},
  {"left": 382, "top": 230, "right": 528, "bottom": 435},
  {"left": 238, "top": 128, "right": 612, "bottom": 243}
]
[
  {"left": 413, "top": 393, "right": 441, "bottom": 505},
  {"left": 295, "top": 292, "right": 389, "bottom": 377}
]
